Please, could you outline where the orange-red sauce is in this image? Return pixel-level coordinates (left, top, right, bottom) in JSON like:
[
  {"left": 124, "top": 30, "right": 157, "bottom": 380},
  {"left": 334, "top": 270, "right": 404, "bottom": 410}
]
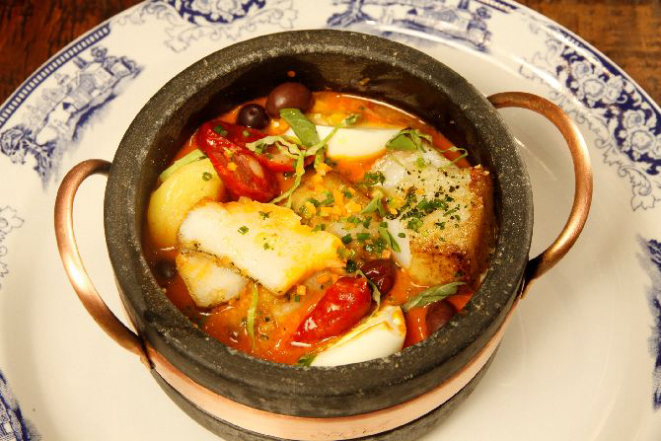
[{"left": 145, "top": 92, "right": 475, "bottom": 364}]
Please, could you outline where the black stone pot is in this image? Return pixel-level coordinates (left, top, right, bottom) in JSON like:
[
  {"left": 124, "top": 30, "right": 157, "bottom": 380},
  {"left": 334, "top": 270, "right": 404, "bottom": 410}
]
[{"left": 54, "top": 30, "right": 592, "bottom": 441}]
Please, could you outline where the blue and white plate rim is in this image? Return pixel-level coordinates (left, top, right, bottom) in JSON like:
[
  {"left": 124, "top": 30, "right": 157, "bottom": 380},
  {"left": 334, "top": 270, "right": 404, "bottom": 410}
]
[{"left": 0, "top": 0, "right": 660, "bottom": 439}]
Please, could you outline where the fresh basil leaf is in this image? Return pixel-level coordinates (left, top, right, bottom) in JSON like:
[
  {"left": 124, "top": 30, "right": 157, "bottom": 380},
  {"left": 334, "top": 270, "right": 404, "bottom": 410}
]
[
  {"left": 159, "top": 149, "right": 206, "bottom": 182},
  {"left": 387, "top": 133, "right": 418, "bottom": 151},
  {"left": 386, "top": 129, "right": 432, "bottom": 152},
  {"left": 280, "top": 108, "right": 320, "bottom": 147},
  {"left": 402, "top": 282, "right": 464, "bottom": 312}
]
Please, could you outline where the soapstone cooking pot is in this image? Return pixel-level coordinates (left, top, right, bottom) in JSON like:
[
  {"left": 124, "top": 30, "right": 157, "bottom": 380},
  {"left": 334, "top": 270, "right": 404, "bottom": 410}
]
[{"left": 54, "top": 30, "right": 592, "bottom": 441}]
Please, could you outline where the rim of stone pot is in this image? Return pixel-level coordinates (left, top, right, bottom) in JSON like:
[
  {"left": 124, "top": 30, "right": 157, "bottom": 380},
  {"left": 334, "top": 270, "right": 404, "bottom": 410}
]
[{"left": 105, "top": 30, "right": 533, "bottom": 417}]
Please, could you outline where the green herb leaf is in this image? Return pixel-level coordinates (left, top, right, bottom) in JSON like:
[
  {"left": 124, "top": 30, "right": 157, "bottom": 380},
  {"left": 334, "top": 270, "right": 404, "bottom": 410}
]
[
  {"left": 259, "top": 211, "right": 271, "bottom": 219},
  {"left": 246, "top": 135, "right": 301, "bottom": 157},
  {"left": 247, "top": 284, "right": 260, "bottom": 348},
  {"left": 341, "top": 234, "right": 353, "bottom": 245},
  {"left": 202, "top": 171, "right": 213, "bottom": 181},
  {"left": 356, "top": 232, "right": 371, "bottom": 242},
  {"left": 320, "top": 191, "right": 334, "bottom": 206},
  {"left": 213, "top": 125, "right": 228, "bottom": 136},
  {"left": 314, "top": 149, "right": 325, "bottom": 172},
  {"left": 359, "top": 171, "right": 385, "bottom": 188},
  {"left": 345, "top": 259, "right": 357, "bottom": 273},
  {"left": 357, "top": 269, "right": 382, "bottom": 309},
  {"left": 360, "top": 194, "right": 383, "bottom": 215},
  {"left": 441, "top": 146, "right": 469, "bottom": 167},
  {"left": 238, "top": 226, "right": 249, "bottom": 235},
  {"left": 159, "top": 149, "right": 206, "bottom": 182},
  {"left": 280, "top": 108, "right": 320, "bottom": 147},
  {"left": 402, "top": 282, "right": 464, "bottom": 312},
  {"left": 386, "top": 128, "right": 432, "bottom": 153},
  {"left": 379, "top": 226, "right": 401, "bottom": 253},
  {"left": 271, "top": 153, "right": 305, "bottom": 207},
  {"left": 297, "top": 353, "right": 316, "bottom": 366},
  {"left": 407, "top": 218, "right": 423, "bottom": 232}
]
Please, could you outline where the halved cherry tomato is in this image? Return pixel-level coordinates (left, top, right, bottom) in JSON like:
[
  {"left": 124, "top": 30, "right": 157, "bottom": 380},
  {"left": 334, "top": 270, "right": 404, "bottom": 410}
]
[
  {"left": 198, "top": 122, "right": 279, "bottom": 202},
  {"left": 200, "top": 120, "right": 309, "bottom": 173},
  {"left": 294, "top": 277, "right": 371, "bottom": 342}
]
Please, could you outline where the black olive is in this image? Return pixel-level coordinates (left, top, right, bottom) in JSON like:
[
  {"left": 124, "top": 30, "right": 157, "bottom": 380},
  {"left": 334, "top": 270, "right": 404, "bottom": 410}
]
[
  {"left": 265, "top": 82, "right": 312, "bottom": 117},
  {"left": 426, "top": 300, "right": 457, "bottom": 334},
  {"left": 155, "top": 259, "right": 177, "bottom": 281},
  {"left": 237, "top": 103, "right": 270, "bottom": 129},
  {"left": 361, "top": 259, "right": 396, "bottom": 295}
]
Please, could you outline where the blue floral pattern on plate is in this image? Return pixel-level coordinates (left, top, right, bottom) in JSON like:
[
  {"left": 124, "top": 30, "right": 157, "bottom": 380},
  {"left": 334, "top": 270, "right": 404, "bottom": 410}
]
[
  {"left": 327, "top": 0, "right": 509, "bottom": 52},
  {"left": 122, "top": 0, "right": 297, "bottom": 52},
  {"left": 1, "top": 0, "right": 661, "bottom": 437},
  {"left": 0, "top": 38, "right": 140, "bottom": 186},
  {"left": 0, "top": 207, "right": 23, "bottom": 291},
  {"left": 520, "top": 22, "right": 661, "bottom": 211},
  {"left": 0, "top": 370, "right": 38, "bottom": 440}
]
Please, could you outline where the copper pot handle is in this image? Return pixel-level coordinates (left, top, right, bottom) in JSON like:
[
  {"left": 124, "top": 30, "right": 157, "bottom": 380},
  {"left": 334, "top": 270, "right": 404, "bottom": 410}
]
[
  {"left": 54, "top": 159, "right": 149, "bottom": 364},
  {"left": 487, "top": 92, "right": 593, "bottom": 297}
]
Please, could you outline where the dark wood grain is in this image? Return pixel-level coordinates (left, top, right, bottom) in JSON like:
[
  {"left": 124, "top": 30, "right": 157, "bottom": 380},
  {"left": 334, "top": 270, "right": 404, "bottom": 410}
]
[{"left": 0, "top": 0, "right": 659, "bottom": 104}]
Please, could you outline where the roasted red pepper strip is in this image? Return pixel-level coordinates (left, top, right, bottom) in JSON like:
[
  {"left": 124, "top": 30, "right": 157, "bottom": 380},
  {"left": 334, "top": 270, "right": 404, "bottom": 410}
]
[
  {"left": 294, "top": 277, "right": 372, "bottom": 342},
  {"left": 198, "top": 122, "right": 279, "bottom": 202}
]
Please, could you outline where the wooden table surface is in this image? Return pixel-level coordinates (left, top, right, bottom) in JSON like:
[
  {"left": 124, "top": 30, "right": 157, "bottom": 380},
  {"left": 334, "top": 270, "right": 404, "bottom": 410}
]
[{"left": 1, "top": 0, "right": 660, "bottom": 105}]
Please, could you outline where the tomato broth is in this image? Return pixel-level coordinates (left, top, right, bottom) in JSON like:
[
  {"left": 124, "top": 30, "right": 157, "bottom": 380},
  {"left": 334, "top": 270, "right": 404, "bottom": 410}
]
[{"left": 145, "top": 86, "right": 493, "bottom": 365}]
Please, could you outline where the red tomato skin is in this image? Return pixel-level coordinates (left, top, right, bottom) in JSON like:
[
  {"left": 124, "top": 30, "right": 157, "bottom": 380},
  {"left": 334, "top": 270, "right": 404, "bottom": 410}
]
[
  {"left": 198, "top": 122, "right": 279, "bottom": 202},
  {"left": 294, "top": 277, "right": 372, "bottom": 343},
  {"left": 201, "top": 120, "right": 306, "bottom": 173}
]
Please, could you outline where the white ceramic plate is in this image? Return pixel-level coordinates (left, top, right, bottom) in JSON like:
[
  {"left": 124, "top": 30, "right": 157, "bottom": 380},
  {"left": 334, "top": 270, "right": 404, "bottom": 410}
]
[{"left": 1, "top": 1, "right": 660, "bottom": 440}]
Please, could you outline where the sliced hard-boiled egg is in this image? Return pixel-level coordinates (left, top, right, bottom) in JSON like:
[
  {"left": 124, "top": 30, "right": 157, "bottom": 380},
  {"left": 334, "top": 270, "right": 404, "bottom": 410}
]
[
  {"left": 311, "top": 305, "right": 406, "bottom": 367},
  {"left": 285, "top": 126, "right": 402, "bottom": 160},
  {"left": 176, "top": 252, "right": 248, "bottom": 307},
  {"left": 178, "top": 200, "right": 343, "bottom": 294}
]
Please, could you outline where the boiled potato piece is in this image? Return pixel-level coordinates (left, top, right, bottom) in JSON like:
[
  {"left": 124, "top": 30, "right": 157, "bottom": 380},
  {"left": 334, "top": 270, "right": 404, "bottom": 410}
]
[{"left": 147, "top": 159, "right": 224, "bottom": 248}]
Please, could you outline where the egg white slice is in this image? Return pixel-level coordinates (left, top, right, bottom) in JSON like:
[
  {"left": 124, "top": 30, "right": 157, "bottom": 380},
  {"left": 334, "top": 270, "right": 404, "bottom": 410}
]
[
  {"left": 178, "top": 200, "right": 343, "bottom": 294},
  {"left": 176, "top": 252, "right": 248, "bottom": 308},
  {"left": 285, "top": 126, "right": 402, "bottom": 160},
  {"left": 311, "top": 305, "right": 406, "bottom": 367}
]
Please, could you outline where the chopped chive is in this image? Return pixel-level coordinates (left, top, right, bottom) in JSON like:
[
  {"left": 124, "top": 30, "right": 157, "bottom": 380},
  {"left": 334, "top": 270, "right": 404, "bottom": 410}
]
[
  {"left": 213, "top": 125, "right": 228, "bottom": 136},
  {"left": 238, "top": 226, "right": 249, "bottom": 235},
  {"left": 247, "top": 285, "right": 259, "bottom": 348},
  {"left": 356, "top": 232, "right": 371, "bottom": 242}
]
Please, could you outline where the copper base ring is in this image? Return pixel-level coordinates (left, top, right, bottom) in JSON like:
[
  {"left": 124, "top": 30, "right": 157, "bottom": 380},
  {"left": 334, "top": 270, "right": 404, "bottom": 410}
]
[{"left": 147, "top": 303, "right": 515, "bottom": 441}]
